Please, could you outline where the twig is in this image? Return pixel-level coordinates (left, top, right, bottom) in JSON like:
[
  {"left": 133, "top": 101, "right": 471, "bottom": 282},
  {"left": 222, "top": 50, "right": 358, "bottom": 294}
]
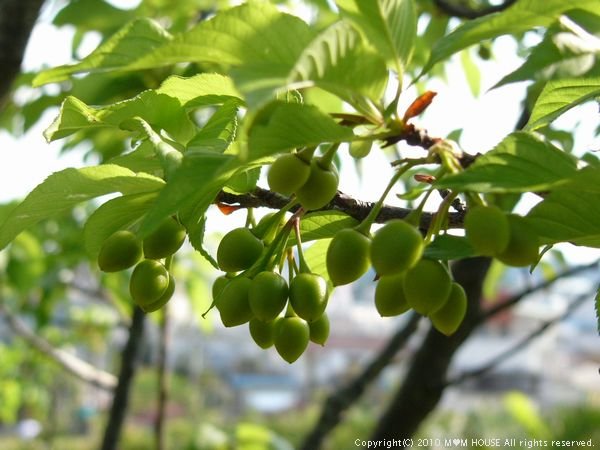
[
  {"left": 0, "top": 303, "right": 116, "bottom": 391},
  {"left": 300, "top": 313, "right": 421, "bottom": 450},
  {"left": 446, "top": 289, "right": 593, "bottom": 386}
]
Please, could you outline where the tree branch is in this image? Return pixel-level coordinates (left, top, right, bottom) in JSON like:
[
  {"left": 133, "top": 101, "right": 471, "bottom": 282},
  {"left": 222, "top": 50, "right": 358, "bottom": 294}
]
[
  {"left": 0, "top": 0, "right": 46, "bottom": 108},
  {"left": 433, "top": 0, "right": 517, "bottom": 19},
  {"left": 478, "top": 261, "right": 598, "bottom": 323},
  {"left": 216, "top": 188, "right": 466, "bottom": 231},
  {"left": 446, "top": 289, "right": 593, "bottom": 386},
  {"left": 300, "top": 313, "right": 421, "bottom": 450},
  {"left": 0, "top": 303, "right": 117, "bottom": 391},
  {"left": 154, "top": 307, "right": 170, "bottom": 450},
  {"left": 100, "top": 306, "right": 146, "bottom": 450}
]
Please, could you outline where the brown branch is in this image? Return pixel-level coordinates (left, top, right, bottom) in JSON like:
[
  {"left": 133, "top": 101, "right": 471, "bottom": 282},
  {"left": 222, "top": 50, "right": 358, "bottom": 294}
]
[
  {"left": 446, "top": 289, "right": 593, "bottom": 386},
  {"left": 301, "top": 313, "right": 421, "bottom": 450},
  {"left": 216, "top": 188, "right": 466, "bottom": 231},
  {"left": 154, "top": 307, "right": 170, "bottom": 450},
  {"left": 100, "top": 306, "right": 146, "bottom": 450},
  {"left": 433, "top": 0, "right": 517, "bottom": 19},
  {"left": 0, "top": 0, "right": 46, "bottom": 108},
  {"left": 0, "top": 303, "right": 117, "bottom": 391}
]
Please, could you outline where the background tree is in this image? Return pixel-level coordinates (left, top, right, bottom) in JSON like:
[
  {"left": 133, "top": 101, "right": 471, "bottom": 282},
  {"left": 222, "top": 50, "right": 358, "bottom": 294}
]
[{"left": 1, "top": 1, "right": 599, "bottom": 449}]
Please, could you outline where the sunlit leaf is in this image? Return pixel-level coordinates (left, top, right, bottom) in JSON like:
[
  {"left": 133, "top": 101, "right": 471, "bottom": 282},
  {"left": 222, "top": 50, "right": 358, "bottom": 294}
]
[
  {"left": 0, "top": 165, "right": 164, "bottom": 250},
  {"left": 527, "top": 166, "right": 600, "bottom": 247},
  {"left": 525, "top": 76, "right": 600, "bottom": 130},
  {"left": 435, "top": 132, "right": 577, "bottom": 193}
]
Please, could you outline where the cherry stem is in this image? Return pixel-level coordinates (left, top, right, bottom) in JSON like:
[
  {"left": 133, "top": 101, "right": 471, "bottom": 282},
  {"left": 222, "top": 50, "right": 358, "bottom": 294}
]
[
  {"left": 296, "top": 146, "right": 317, "bottom": 164},
  {"left": 317, "top": 142, "right": 341, "bottom": 169},
  {"left": 355, "top": 161, "right": 417, "bottom": 236},
  {"left": 425, "top": 190, "right": 458, "bottom": 244},
  {"left": 293, "top": 214, "right": 311, "bottom": 274}
]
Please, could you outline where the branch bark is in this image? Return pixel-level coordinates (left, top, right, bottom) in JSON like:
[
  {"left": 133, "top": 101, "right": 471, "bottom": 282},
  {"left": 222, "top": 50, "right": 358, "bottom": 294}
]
[
  {"left": 0, "top": 0, "right": 46, "bottom": 108},
  {"left": 0, "top": 303, "right": 117, "bottom": 391},
  {"left": 433, "top": 0, "right": 517, "bottom": 19},
  {"left": 300, "top": 313, "right": 421, "bottom": 450},
  {"left": 100, "top": 306, "right": 146, "bottom": 450}
]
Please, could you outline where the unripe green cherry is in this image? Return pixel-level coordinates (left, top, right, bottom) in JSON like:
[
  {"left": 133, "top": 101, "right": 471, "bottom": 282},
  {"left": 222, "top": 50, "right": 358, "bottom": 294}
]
[
  {"left": 309, "top": 313, "right": 330, "bottom": 346},
  {"left": 326, "top": 229, "right": 371, "bottom": 286},
  {"left": 212, "top": 275, "right": 231, "bottom": 301},
  {"left": 140, "top": 273, "right": 175, "bottom": 313},
  {"left": 217, "top": 228, "right": 264, "bottom": 273},
  {"left": 430, "top": 282, "right": 467, "bottom": 336},
  {"left": 370, "top": 220, "right": 424, "bottom": 276},
  {"left": 215, "top": 277, "right": 253, "bottom": 327},
  {"left": 129, "top": 259, "right": 170, "bottom": 306},
  {"left": 249, "top": 318, "right": 276, "bottom": 349},
  {"left": 267, "top": 153, "right": 311, "bottom": 196},
  {"left": 143, "top": 217, "right": 186, "bottom": 259},
  {"left": 403, "top": 259, "right": 452, "bottom": 316},
  {"left": 496, "top": 215, "right": 539, "bottom": 267},
  {"left": 295, "top": 160, "right": 339, "bottom": 211},
  {"left": 464, "top": 205, "right": 509, "bottom": 256},
  {"left": 375, "top": 274, "right": 411, "bottom": 317},
  {"left": 274, "top": 317, "right": 310, "bottom": 363},
  {"left": 98, "top": 230, "right": 142, "bottom": 273},
  {"left": 289, "top": 273, "right": 329, "bottom": 322},
  {"left": 248, "top": 271, "right": 289, "bottom": 322}
]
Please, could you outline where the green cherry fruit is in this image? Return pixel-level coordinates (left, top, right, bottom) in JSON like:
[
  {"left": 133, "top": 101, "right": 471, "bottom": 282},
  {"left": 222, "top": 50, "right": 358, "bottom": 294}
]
[
  {"left": 309, "top": 313, "right": 330, "bottom": 346},
  {"left": 496, "top": 215, "right": 540, "bottom": 267},
  {"left": 211, "top": 275, "right": 231, "bottom": 301},
  {"left": 374, "top": 274, "right": 411, "bottom": 317},
  {"left": 129, "top": 259, "right": 170, "bottom": 306},
  {"left": 326, "top": 229, "right": 371, "bottom": 286},
  {"left": 295, "top": 160, "right": 339, "bottom": 211},
  {"left": 496, "top": 214, "right": 540, "bottom": 267},
  {"left": 140, "top": 273, "right": 175, "bottom": 313},
  {"left": 403, "top": 259, "right": 452, "bottom": 316},
  {"left": 464, "top": 205, "right": 509, "bottom": 256},
  {"left": 248, "top": 271, "right": 289, "bottom": 322},
  {"left": 370, "top": 220, "right": 424, "bottom": 276},
  {"left": 217, "top": 227, "right": 264, "bottom": 273},
  {"left": 98, "top": 230, "right": 142, "bottom": 273},
  {"left": 143, "top": 217, "right": 187, "bottom": 259},
  {"left": 289, "top": 273, "right": 329, "bottom": 322},
  {"left": 430, "top": 282, "right": 467, "bottom": 336},
  {"left": 249, "top": 318, "right": 276, "bottom": 349},
  {"left": 267, "top": 153, "right": 311, "bottom": 196},
  {"left": 215, "top": 277, "right": 253, "bottom": 327},
  {"left": 274, "top": 317, "right": 310, "bottom": 363}
]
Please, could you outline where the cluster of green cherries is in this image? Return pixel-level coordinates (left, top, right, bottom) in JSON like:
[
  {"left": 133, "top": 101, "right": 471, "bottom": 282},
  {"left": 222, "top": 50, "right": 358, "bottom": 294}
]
[
  {"left": 97, "top": 218, "right": 187, "bottom": 313},
  {"left": 212, "top": 216, "right": 331, "bottom": 364}
]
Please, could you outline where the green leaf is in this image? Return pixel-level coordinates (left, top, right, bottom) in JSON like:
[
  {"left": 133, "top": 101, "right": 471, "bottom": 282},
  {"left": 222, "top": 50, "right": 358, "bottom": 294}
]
[
  {"left": 435, "top": 132, "right": 578, "bottom": 193},
  {"left": 235, "top": 20, "right": 388, "bottom": 109},
  {"left": 108, "top": 140, "right": 163, "bottom": 174},
  {"left": 156, "top": 73, "right": 242, "bottom": 107},
  {"left": 0, "top": 165, "right": 164, "bottom": 250},
  {"left": 336, "top": 0, "right": 416, "bottom": 75},
  {"left": 421, "top": 0, "right": 600, "bottom": 76},
  {"left": 83, "top": 192, "right": 157, "bottom": 258},
  {"left": 424, "top": 234, "right": 475, "bottom": 260},
  {"left": 290, "top": 212, "right": 359, "bottom": 245},
  {"left": 44, "top": 91, "right": 195, "bottom": 143},
  {"left": 527, "top": 166, "right": 600, "bottom": 247},
  {"left": 137, "top": 151, "right": 235, "bottom": 237},
  {"left": 187, "top": 100, "right": 239, "bottom": 153},
  {"left": 185, "top": 215, "right": 219, "bottom": 270},
  {"left": 248, "top": 102, "right": 355, "bottom": 158},
  {"left": 525, "top": 77, "right": 600, "bottom": 130},
  {"left": 33, "top": 18, "right": 173, "bottom": 86},
  {"left": 303, "top": 239, "right": 333, "bottom": 284}
]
